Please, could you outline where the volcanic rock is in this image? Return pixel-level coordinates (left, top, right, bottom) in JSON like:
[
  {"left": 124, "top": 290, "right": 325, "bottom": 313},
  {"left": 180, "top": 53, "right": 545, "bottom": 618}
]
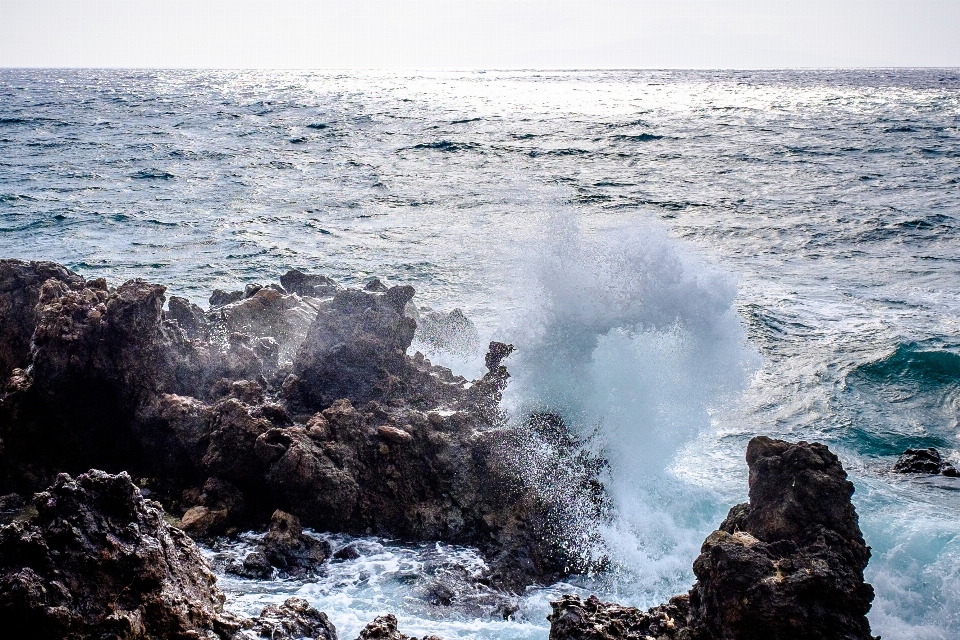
[
  {"left": 0, "top": 259, "right": 84, "bottom": 380},
  {"left": 356, "top": 614, "right": 442, "bottom": 640},
  {"left": 549, "top": 437, "right": 877, "bottom": 640},
  {"left": 894, "top": 447, "right": 959, "bottom": 477},
  {"left": 258, "top": 510, "right": 331, "bottom": 574},
  {"left": 240, "top": 597, "right": 337, "bottom": 639},
  {"left": 0, "top": 261, "right": 605, "bottom": 591},
  {"left": 167, "top": 295, "right": 210, "bottom": 341},
  {"left": 0, "top": 469, "right": 241, "bottom": 639},
  {"left": 280, "top": 269, "right": 339, "bottom": 298}
]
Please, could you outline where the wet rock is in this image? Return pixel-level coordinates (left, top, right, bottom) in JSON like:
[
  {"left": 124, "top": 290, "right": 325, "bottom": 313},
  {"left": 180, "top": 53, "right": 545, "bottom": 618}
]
[
  {"left": 0, "top": 470, "right": 241, "bottom": 639},
  {"left": 210, "top": 288, "right": 245, "bottom": 308},
  {"left": 0, "top": 277, "right": 209, "bottom": 493},
  {"left": 257, "top": 509, "right": 331, "bottom": 574},
  {"left": 280, "top": 269, "right": 339, "bottom": 298},
  {"left": 894, "top": 447, "right": 959, "bottom": 476},
  {"left": 364, "top": 278, "right": 389, "bottom": 293},
  {"left": 549, "top": 594, "right": 690, "bottom": 640},
  {"left": 333, "top": 543, "right": 362, "bottom": 560},
  {"left": 240, "top": 597, "right": 337, "bottom": 640},
  {"left": 167, "top": 295, "right": 210, "bottom": 340},
  {"left": 549, "top": 437, "right": 877, "bottom": 640},
  {"left": 209, "top": 288, "right": 319, "bottom": 366},
  {"left": 356, "top": 614, "right": 441, "bottom": 640},
  {"left": 0, "top": 259, "right": 84, "bottom": 380},
  {"left": 234, "top": 551, "right": 274, "bottom": 579},
  {"left": 0, "top": 262, "right": 602, "bottom": 592}
]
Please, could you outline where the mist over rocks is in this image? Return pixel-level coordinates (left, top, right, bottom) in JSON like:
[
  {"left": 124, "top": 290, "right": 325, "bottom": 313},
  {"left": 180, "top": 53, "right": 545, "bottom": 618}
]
[
  {"left": 549, "top": 437, "right": 877, "bottom": 640},
  {"left": 0, "top": 258, "right": 604, "bottom": 591}
]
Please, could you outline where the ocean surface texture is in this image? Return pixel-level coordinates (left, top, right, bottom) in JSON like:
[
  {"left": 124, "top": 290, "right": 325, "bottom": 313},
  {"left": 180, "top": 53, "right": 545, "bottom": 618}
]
[{"left": 2, "top": 69, "right": 960, "bottom": 639}]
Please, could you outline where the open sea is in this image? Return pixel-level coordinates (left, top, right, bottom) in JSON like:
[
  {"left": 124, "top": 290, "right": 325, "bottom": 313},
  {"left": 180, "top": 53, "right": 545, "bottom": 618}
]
[{"left": 2, "top": 69, "right": 960, "bottom": 639}]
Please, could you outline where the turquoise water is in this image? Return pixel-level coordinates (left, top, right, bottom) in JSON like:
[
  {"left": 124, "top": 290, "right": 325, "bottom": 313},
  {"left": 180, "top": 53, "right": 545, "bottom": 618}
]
[{"left": 3, "top": 69, "right": 960, "bottom": 638}]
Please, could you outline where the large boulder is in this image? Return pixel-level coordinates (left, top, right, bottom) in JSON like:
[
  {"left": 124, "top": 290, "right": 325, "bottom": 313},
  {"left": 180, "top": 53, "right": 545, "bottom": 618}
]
[
  {"left": 0, "top": 470, "right": 240, "bottom": 639},
  {"left": 549, "top": 437, "right": 877, "bottom": 640}
]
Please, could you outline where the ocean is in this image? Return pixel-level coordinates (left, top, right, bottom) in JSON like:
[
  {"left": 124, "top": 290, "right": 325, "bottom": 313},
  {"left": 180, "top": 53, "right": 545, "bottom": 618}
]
[{"left": 2, "top": 68, "right": 959, "bottom": 639}]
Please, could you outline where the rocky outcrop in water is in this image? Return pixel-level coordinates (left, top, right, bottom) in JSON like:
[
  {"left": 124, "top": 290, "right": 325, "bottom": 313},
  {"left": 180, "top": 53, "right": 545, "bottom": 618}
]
[
  {"left": 355, "top": 614, "right": 442, "bottom": 640},
  {"left": 0, "top": 259, "right": 603, "bottom": 591},
  {"left": 894, "top": 447, "right": 959, "bottom": 477},
  {"left": 239, "top": 598, "right": 337, "bottom": 640},
  {"left": 549, "top": 436, "right": 877, "bottom": 640}
]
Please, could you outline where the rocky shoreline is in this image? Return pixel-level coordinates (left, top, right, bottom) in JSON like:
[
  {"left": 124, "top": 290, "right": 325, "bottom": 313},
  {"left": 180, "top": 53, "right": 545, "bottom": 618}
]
[{"left": 0, "top": 259, "right": 879, "bottom": 639}]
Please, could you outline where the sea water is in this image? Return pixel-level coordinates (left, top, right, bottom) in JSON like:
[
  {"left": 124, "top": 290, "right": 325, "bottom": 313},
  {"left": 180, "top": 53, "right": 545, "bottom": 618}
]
[{"left": 2, "top": 69, "right": 959, "bottom": 638}]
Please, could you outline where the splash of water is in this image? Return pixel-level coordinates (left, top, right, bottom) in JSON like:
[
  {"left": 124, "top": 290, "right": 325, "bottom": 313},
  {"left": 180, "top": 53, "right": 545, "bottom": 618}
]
[{"left": 499, "top": 208, "right": 758, "bottom": 604}]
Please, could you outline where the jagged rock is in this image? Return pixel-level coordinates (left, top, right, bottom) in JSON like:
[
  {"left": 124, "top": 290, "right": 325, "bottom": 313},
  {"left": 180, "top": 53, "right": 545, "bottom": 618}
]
[
  {"left": 0, "top": 259, "right": 84, "bottom": 380},
  {"left": 364, "top": 278, "right": 389, "bottom": 293},
  {"left": 0, "top": 277, "right": 209, "bottom": 493},
  {"left": 894, "top": 447, "right": 959, "bottom": 476},
  {"left": 258, "top": 510, "right": 331, "bottom": 574},
  {"left": 182, "top": 504, "right": 230, "bottom": 537},
  {"left": 280, "top": 269, "right": 339, "bottom": 298},
  {"left": 167, "top": 295, "right": 210, "bottom": 340},
  {"left": 210, "top": 288, "right": 244, "bottom": 308},
  {"left": 549, "top": 437, "right": 877, "bottom": 640},
  {"left": 0, "top": 262, "right": 602, "bottom": 591},
  {"left": 208, "top": 288, "right": 319, "bottom": 366},
  {"left": 549, "top": 594, "right": 690, "bottom": 640},
  {"left": 0, "top": 470, "right": 241, "bottom": 639},
  {"left": 356, "top": 614, "right": 441, "bottom": 640},
  {"left": 239, "top": 597, "right": 337, "bottom": 639},
  {"left": 289, "top": 286, "right": 419, "bottom": 410}
]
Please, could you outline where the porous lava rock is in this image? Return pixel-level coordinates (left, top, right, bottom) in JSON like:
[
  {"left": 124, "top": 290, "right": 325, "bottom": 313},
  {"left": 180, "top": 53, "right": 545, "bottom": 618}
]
[
  {"left": 239, "top": 597, "right": 337, "bottom": 640},
  {"left": 254, "top": 510, "right": 330, "bottom": 575},
  {"left": 548, "top": 594, "right": 690, "bottom": 640},
  {"left": 893, "top": 447, "right": 959, "bottom": 477},
  {"left": 355, "top": 614, "right": 442, "bottom": 640},
  {"left": 549, "top": 437, "right": 877, "bottom": 640},
  {"left": 0, "top": 469, "right": 241, "bottom": 639}
]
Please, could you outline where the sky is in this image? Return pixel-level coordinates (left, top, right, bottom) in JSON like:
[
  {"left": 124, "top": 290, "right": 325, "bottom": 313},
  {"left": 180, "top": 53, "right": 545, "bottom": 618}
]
[{"left": 1, "top": 0, "right": 958, "bottom": 68}]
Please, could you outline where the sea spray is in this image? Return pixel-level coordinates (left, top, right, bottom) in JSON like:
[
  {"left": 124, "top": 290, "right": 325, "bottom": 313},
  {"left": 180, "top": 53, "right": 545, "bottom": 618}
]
[{"left": 499, "top": 208, "right": 758, "bottom": 604}]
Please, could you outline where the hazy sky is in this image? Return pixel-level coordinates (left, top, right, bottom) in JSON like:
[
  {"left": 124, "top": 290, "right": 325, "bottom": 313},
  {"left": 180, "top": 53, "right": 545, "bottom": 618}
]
[{"left": 1, "top": 0, "right": 958, "bottom": 68}]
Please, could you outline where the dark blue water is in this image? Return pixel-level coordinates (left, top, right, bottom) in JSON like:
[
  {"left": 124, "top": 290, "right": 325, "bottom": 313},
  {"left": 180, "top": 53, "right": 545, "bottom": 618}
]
[{"left": 2, "top": 69, "right": 960, "bottom": 639}]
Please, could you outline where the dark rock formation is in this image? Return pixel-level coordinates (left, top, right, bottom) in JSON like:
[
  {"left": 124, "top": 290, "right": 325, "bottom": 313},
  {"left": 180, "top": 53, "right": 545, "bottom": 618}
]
[
  {"left": 288, "top": 285, "right": 420, "bottom": 410},
  {"left": 0, "top": 259, "right": 84, "bottom": 380},
  {"left": 549, "top": 437, "right": 877, "bottom": 640},
  {"left": 0, "top": 261, "right": 604, "bottom": 591},
  {"left": 235, "top": 510, "right": 331, "bottom": 576},
  {"left": 356, "top": 614, "right": 442, "bottom": 640},
  {"left": 894, "top": 447, "right": 959, "bottom": 477},
  {"left": 280, "top": 269, "right": 339, "bottom": 298},
  {"left": 240, "top": 598, "right": 337, "bottom": 640},
  {"left": 0, "top": 469, "right": 241, "bottom": 639},
  {"left": 548, "top": 594, "right": 690, "bottom": 640},
  {"left": 210, "top": 288, "right": 244, "bottom": 308}
]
